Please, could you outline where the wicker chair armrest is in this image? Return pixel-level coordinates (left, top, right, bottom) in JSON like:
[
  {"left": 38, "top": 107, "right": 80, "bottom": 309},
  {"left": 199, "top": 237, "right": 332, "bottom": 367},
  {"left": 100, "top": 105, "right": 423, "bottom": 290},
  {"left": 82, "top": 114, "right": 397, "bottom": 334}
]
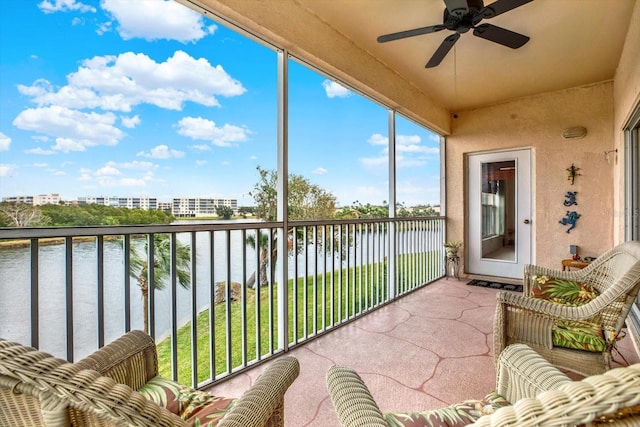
[
  {"left": 0, "top": 339, "right": 186, "bottom": 427},
  {"left": 495, "top": 344, "right": 571, "bottom": 402},
  {"left": 75, "top": 330, "right": 159, "bottom": 390},
  {"left": 326, "top": 365, "right": 388, "bottom": 427},
  {"left": 473, "top": 363, "right": 640, "bottom": 426},
  {"left": 219, "top": 356, "right": 300, "bottom": 427}
]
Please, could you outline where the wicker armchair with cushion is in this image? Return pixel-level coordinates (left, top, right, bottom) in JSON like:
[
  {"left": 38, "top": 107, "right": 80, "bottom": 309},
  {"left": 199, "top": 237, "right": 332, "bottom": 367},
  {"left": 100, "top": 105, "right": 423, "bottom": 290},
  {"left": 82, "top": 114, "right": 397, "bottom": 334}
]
[
  {"left": 494, "top": 240, "right": 640, "bottom": 376},
  {"left": 0, "top": 330, "right": 299, "bottom": 427},
  {"left": 326, "top": 343, "right": 640, "bottom": 427}
]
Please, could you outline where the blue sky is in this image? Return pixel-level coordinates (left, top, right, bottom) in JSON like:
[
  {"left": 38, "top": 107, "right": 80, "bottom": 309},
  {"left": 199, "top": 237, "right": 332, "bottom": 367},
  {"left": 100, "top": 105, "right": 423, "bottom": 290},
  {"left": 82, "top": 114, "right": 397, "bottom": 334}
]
[{"left": 0, "top": 0, "right": 441, "bottom": 207}]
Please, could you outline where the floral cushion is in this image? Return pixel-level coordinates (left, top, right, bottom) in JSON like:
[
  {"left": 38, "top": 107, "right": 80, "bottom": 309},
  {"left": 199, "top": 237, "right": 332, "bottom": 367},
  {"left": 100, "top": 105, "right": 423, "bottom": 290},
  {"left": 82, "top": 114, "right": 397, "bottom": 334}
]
[
  {"left": 384, "top": 392, "right": 510, "bottom": 427},
  {"left": 138, "top": 376, "right": 236, "bottom": 426},
  {"left": 530, "top": 275, "right": 600, "bottom": 306},
  {"left": 530, "top": 275, "right": 607, "bottom": 352}
]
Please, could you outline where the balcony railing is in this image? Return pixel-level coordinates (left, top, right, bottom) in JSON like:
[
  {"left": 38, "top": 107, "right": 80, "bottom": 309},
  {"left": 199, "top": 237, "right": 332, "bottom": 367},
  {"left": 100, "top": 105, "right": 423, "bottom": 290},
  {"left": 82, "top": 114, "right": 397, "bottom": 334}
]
[{"left": 0, "top": 216, "right": 445, "bottom": 389}]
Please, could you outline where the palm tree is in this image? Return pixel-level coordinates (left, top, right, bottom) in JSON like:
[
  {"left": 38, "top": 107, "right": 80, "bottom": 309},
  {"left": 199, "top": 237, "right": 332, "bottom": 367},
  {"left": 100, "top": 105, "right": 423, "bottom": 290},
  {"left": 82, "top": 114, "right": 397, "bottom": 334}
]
[
  {"left": 245, "top": 230, "right": 272, "bottom": 289},
  {"left": 130, "top": 234, "right": 191, "bottom": 334}
]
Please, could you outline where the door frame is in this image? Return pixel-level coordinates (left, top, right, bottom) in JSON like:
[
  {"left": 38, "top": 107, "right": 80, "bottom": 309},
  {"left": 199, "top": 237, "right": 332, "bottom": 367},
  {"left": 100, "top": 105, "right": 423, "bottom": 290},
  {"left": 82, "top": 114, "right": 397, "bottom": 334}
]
[{"left": 466, "top": 148, "right": 532, "bottom": 279}]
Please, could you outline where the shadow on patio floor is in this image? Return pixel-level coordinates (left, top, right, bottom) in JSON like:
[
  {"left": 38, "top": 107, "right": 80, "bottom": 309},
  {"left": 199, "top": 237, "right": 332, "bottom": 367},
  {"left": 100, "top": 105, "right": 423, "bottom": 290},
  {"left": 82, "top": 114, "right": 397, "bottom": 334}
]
[{"left": 205, "top": 278, "right": 640, "bottom": 426}]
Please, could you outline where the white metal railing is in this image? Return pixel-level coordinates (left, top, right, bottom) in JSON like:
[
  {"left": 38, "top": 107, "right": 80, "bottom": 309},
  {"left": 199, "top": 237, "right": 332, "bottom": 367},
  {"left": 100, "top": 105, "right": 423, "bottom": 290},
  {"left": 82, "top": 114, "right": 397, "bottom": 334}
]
[{"left": 0, "top": 217, "right": 445, "bottom": 388}]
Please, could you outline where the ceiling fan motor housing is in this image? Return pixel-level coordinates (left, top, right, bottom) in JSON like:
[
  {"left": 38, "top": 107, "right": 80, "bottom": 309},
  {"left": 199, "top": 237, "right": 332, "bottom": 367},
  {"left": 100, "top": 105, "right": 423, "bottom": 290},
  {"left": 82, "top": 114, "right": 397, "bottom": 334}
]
[{"left": 444, "top": 0, "right": 484, "bottom": 32}]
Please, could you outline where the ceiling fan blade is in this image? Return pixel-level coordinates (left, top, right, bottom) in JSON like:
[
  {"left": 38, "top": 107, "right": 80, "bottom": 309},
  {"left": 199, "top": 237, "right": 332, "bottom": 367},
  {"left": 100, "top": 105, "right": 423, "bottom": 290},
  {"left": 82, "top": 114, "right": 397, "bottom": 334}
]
[
  {"left": 480, "top": 0, "right": 533, "bottom": 19},
  {"left": 473, "top": 23, "right": 529, "bottom": 48},
  {"left": 377, "top": 25, "right": 446, "bottom": 43},
  {"left": 426, "top": 33, "right": 460, "bottom": 68}
]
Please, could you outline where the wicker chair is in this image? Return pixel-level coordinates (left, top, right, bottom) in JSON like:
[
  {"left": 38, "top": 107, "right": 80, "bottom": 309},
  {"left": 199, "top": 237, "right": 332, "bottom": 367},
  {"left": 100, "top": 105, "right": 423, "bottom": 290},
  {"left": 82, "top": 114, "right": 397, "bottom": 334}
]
[
  {"left": 0, "top": 330, "right": 299, "bottom": 427},
  {"left": 494, "top": 240, "right": 640, "bottom": 376},
  {"left": 326, "top": 343, "right": 640, "bottom": 427}
]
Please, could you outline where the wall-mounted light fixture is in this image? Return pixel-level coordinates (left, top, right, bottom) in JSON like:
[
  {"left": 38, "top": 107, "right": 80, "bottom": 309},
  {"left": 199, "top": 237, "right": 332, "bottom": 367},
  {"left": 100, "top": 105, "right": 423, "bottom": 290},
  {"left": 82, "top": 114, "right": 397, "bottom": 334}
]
[
  {"left": 604, "top": 149, "right": 618, "bottom": 164},
  {"left": 562, "top": 126, "right": 587, "bottom": 140}
]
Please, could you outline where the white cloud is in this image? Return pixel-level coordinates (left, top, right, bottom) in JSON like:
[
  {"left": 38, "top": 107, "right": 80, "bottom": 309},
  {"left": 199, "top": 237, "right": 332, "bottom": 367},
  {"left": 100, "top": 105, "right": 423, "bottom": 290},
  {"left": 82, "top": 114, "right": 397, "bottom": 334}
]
[
  {"left": 0, "top": 132, "right": 11, "bottom": 151},
  {"left": 322, "top": 80, "right": 351, "bottom": 98},
  {"left": 97, "top": 176, "right": 147, "bottom": 187},
  {"left": 17, "top": 51, "right": 246, "bottom": 112},
  {"left": 313, "top": 167, "right": 328, "bottom": 175},
  {"left": 80, "top": 162, "right": 160, "bottom": 188},
  {"left": 177, "top": 116, "right": 251, "bottom": 147},
  {"left": 95, "top": 164, "right": 121, "bottom": 176},
  {"left": 25, "top": 147, "right": 57, "bottom": 155},
  {"left": 38, "top": 0, "right": 96, "bottom": 14},
  {"left": 196, "top": 160, "right": 207, "bottom": 166},
  {"left": 360, "top": 155, "right": 388, "bottom": 168},
  {"left": 367, "top": 133, "right": 388, "bottom": 146},
  {"left": 396, "top": 134, "right": 439, "bottom": 154},
  {"left": 33, "top": 163, "right": 49, "bottom": 168},
  {"left": 101, "top": 0, "right": 216, "bottom": 43},
  {"left": 362, "top": 133, "right": 438, "bottom": 169},
  {"left": 137, "top": 144, "right": 185, "bottom": 159},
  {"left": 220, "top": 160, "right": 230, "bottom": 166},
  {"left": 189, "top": 144, "right": 212, "bottom": 152},
  {"left": 121, "top": 114, "right": 140, "bottom": 128},
  {"left": 0, "top": 164, "right": 17, "bottom": 177},
  {"left": 13, "top": 106, "right": 125, "bottom": 151},
  {"left": 96, "top": 21, "right": 112, "bottom": 35},
  {"left": 109, "top": 160, "right": 157, "bottom": 170}
]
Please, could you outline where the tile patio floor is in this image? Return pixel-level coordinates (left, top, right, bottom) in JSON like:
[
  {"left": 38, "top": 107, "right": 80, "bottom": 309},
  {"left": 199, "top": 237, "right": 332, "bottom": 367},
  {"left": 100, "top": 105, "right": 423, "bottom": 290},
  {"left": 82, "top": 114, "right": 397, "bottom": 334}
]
[{"left": 205, "top": 278, "right": 640, "bottom": 426}]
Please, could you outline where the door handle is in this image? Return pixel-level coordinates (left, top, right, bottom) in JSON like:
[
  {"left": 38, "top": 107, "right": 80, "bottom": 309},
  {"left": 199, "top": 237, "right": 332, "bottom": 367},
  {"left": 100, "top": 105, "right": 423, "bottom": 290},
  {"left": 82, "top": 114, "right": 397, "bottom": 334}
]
[{"left": 523, "top": 219, "right": 530, "bottom": 224}]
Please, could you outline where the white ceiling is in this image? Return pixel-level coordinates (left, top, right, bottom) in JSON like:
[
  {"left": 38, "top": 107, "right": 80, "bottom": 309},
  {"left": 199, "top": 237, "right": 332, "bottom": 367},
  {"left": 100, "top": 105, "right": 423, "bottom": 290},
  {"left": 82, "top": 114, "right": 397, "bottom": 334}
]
[{"left": 297, "top": 0, "right": 635, "bottom": 111}]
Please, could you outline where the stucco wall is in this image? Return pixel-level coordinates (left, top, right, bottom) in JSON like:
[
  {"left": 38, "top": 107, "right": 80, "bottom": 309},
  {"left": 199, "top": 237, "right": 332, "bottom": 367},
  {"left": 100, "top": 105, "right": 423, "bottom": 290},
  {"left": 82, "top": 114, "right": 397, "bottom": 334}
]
[
  {"left": 613, "top": 0, "right": 640, "bottom": 243},
  {"left": 447, "top": 83, "right": 615, "bottom": 271}
]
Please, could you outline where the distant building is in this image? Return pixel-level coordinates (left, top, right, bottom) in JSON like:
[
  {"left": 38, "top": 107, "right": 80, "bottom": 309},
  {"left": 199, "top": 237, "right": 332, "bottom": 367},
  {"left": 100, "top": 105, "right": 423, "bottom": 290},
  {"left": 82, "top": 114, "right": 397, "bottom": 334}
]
[
  {"left": 2, "top": 194, "right": 60, "bottom": 205},
  {"left": 157, "top": 202, "right": 172, "bottom": 213},
  {"left": 2, "top": 195, "right": 34, "bottom": 204},
  {"left": 33, "top": 193, "right": 61, "bottom": 205},
  {"left": 172, "top": 197, "right": 238, "bottom": 217},
  {"left": 4, "top": 194, "right": 240, "bottom": 216},
  {"left": 78, "top": 196, "right": 157, "bottom": 210}
]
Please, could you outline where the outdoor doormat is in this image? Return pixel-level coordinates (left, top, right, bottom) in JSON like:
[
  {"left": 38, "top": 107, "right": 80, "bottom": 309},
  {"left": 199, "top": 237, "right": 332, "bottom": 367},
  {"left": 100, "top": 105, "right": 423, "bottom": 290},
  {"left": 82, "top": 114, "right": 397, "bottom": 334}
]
[{"left": 467, "top": 279, "right": 523, "bottom": 293}]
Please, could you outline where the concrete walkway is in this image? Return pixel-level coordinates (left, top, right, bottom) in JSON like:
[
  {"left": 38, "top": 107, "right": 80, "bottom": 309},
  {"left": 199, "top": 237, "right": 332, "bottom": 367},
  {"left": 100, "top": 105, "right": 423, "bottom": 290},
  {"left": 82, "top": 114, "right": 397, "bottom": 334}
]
[{"left": 205, "top": 278, "right": 640, "bottom": 426}]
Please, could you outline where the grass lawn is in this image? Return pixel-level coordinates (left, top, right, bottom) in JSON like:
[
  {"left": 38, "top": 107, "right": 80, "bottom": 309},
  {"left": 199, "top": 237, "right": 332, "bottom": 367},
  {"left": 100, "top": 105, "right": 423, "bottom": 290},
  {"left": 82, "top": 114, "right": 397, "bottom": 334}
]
[{"left": 156, "top": 251, "right": 440, "bottom": 384}]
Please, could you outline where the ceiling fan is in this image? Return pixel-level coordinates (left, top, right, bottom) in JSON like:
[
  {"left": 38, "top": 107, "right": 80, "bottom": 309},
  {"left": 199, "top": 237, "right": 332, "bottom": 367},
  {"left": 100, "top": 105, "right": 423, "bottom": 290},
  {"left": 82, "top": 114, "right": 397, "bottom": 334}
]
[{"left": 377, "top": 0, "right": 533, "bottom": 68}]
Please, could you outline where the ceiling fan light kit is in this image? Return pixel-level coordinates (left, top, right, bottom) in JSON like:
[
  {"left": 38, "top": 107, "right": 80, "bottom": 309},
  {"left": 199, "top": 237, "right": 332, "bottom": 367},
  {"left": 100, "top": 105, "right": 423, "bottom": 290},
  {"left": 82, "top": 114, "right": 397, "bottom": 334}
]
[{"left": 377, "top": 0, "right": 534, "bottom": 68}]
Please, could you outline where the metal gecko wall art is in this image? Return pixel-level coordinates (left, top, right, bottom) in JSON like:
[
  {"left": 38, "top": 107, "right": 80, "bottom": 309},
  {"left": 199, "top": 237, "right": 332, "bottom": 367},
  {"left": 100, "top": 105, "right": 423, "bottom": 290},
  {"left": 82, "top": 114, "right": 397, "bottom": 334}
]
[
  {"left": 559, "top": 188, "right": 580, "bottom": 233},
  {"left": 566, "top": 163, "right": 581, "bottom": 185}
]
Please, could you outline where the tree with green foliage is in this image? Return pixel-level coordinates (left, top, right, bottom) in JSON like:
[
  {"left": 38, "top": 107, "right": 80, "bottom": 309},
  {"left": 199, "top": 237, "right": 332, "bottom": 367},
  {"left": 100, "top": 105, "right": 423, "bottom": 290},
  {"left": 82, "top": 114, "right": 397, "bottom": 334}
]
[
  {"left": 216, "top": 205, "right": 234, "bottom": 220},
  {"left": 129, "top": 234, "right": 191, "bottom": 333},
  {"left": 238, "top": 206, "right": 255, "bottom": 217},
  {"left": 245, "top": 166, "right": 337, "bottom": 287},
  {"left": 248, "top": 166, "right": 337, "bottom": 221},
  {"left": 335, "top": 200, "right": 389, "bottom": 219},
  {"left": 34, "top": 204, "right": 175, "bottom": 226}
]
